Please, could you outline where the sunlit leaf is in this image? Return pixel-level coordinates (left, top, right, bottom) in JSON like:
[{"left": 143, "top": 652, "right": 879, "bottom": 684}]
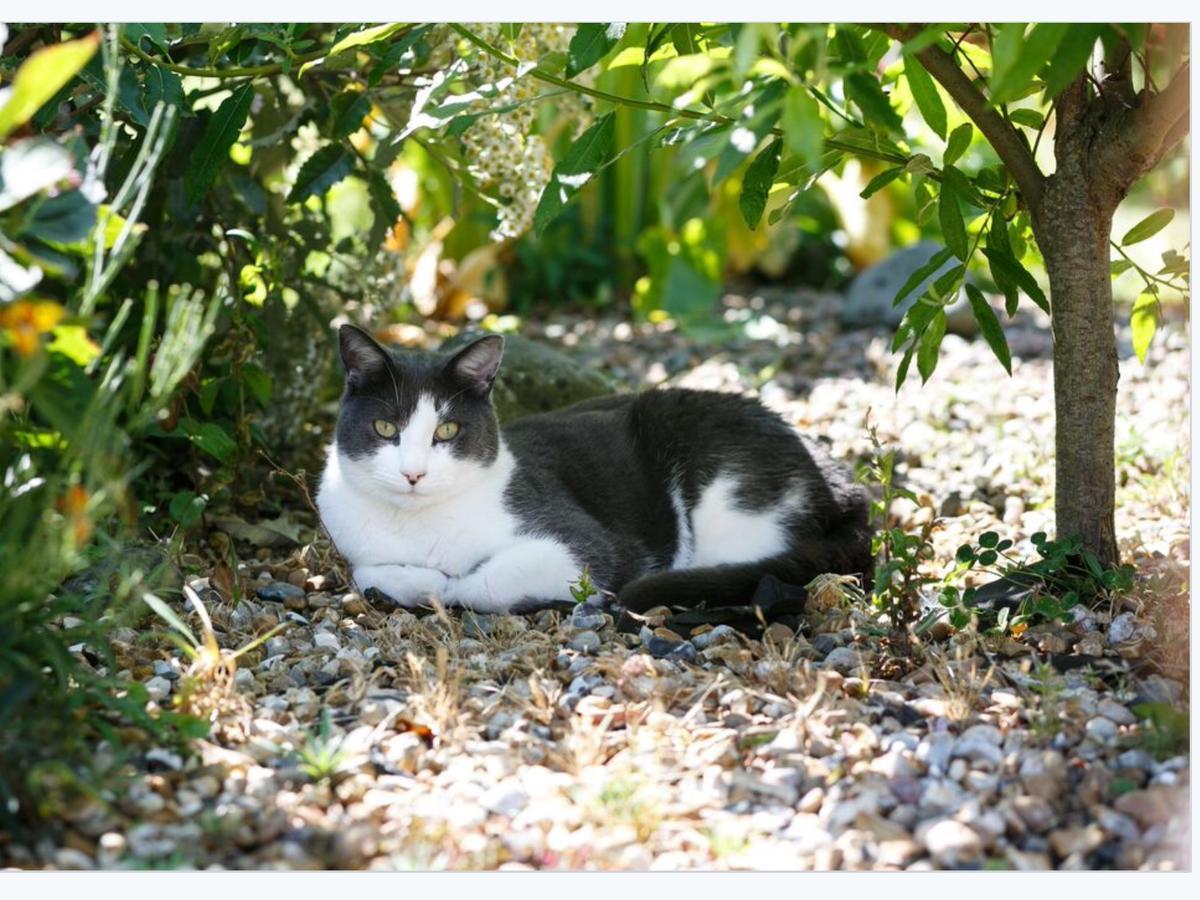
[
  {"left": 904, "top": 54, "right": 946, "bottom": 139},
  {"left": 739, "top": 138, "right": 782, "bottom": 229},
  {"left": 533, "top": 112, "right": 616, "bottom": 237},
  {"left": 566, "top": 23, "right": 626, "bottom": 77},
  {"left": 0, "top": 31, "right": 100, "bottom": 140},
  {"left": 184, "top": 82, "right": 255, "bottom": 204},
  {"left": 1130, "top": 291, "right": 1158, "bottom": 363},
  {"left": 1121, "top": 209, "right": 1174, "bottom": 246}
]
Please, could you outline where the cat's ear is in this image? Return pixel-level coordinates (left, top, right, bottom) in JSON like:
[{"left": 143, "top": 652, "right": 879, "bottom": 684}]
[
  {"left": 445, "top": 335, "right": 503, "bottom": 396},
  {"left": 339, "top": 324, "right": 392, "bottom": 388}
]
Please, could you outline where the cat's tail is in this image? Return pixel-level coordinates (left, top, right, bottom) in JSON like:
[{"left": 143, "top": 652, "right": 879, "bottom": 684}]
[{"left": 616, "top": 523, "right": 873, "bottom": 613}]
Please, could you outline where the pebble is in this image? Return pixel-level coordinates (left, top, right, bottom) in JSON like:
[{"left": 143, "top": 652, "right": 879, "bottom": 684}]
[
  {"left": 313, "top": 632, "right": 341, "bottom": 651},
  {"left": 1108, "top": 611, "right": 1137, "bottom": 644},
  {"left": 569, "top": 604, "right": 608, "bottom": 632},
  {"left": 692, "top": 624, "right": 738, "bottom": 651},
  {"left": 144, "top": 676, "right": 172, "bottom": 701},
  {"left": 1096, "top": 698, "right": 1136, "bottom": 726},
  {"left": 256, "top": 581, "right": 306, "bottom": 605},
  {"left": 1084, "top": 716, "right": 1119, "bottom": 743},
  {"left": 822, "top": 646, "right": 865, "bottom": 674},
  {"left": 646, "top": 636, "right": 698, "bottom": 663},
  {"left": 568, "top": 630, "right": 601, "bottom": 655},
  {"left": 919, "top": 819, "right": 983, "bottom": 866}
]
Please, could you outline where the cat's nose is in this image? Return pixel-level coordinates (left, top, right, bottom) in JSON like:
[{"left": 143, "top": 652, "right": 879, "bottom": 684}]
[{"left": 403, "top": 471, "right": 425, "bottom": 486}]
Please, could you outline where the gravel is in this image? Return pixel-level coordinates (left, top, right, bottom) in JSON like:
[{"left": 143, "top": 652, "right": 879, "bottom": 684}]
[{"left": 12, "top": 289, "right": 1188, "bottom": 872}]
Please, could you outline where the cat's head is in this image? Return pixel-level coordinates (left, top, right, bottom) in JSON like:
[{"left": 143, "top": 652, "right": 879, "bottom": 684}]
[{"left": 333, "top": 324, "right": 504, "bottom": 503}]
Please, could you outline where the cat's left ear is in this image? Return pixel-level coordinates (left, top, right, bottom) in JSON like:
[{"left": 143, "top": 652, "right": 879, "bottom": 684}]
[{"left": 445, "top": 335, "right": 504, "bottom": 396}]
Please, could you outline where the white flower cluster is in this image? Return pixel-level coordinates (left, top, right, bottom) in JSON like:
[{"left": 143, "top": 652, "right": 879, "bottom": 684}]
[{"left": 460, "top": 24, "right": 590, "bottom": 240}]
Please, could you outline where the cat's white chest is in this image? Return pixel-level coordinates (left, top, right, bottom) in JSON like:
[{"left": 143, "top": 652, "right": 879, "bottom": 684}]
[{"left": 316, "top": 444, "right": 520, "bottom": 575}]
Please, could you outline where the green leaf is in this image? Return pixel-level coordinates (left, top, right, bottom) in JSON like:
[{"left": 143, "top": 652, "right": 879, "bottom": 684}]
[
  {"left": 125, "top": 23, "right": 170, "bottom": 55},
  {"left": 938, "top": 184, "right": 968, "bottom": 260},
  {"left": 142, "top": 592, "right": 199, "bottom": 648},
  {"left": 187, "top": 420, "right": 238, "bottom": 462},
  {"left": 739, "top": 138, "right": 783, "bottom": 229},
  {"left": 904, "top": 54, "right": 946, "bottom": 139},
  {"left": 844, "top": 72, "right": 903, "bottom": 134},
  {"left": 986, "top": 216, "right": 1020, "bottom": 314},
  {"left": 895, "top": 341, "right": 916, "bottom": 391},
  {"left": 23, "top": 189, "right": 97, "bottom": 244},
  {"left": 1121, "top": 209, "right": 1175, "bottom": 246},
  {"left": 366, "top": 169, "right": 401, "bottom": 250},
  {"left": 566, "top": 23, "right": 626, "bottom": 77},
  {"left": 1110, "top": 258, "right": 1135, "bottom": 277},
  {"left": 991, "top": 24, "right": 1069, "bottom": 104},
  {"left": 533, "top": 112, "right": 616, "bottom": 237},
  {"left": 0, "top": 31, "right": 100, "bottom": 140},
  {"left": 893, "top": 246, "right": 954, "bottom": 308},
  {"left": 671, "top": 23, "right": 704, "bottom": 56},
  {"left": 184, "top": 82, "right": 255, "bottom": 204},
  {"left": 943, "top": 122, "right": 973, "bottom": 166},
  {"left": 860, "top": 166, "right": 904, "bottom": 199},
  {"left": 965, "top": 284, "right": 1012, "bottom": 374},
  {"left": 327, "top": 23, "right": 409, "bottom": 58},
  {"left": 781, "top": 86, "right": 824, "bottom": 169},
  {"left": 982, "top": 247, "right": 1049, "bottom": 313},
  {"left": 141, "top": 64, "right": 185, "bottom": 115},
  {"left": 286, "top": 144, "right": 354, "bottom": 204},
  {"left": 1131, "top": 291, "right": 1158, "bottom": 363},
  {"left": 1043, "top": 25, "right": 1105, "bottom": 99},
  {"left": 917, "top": 308, "right": 947, "bottom": 383},
  {"left": 329, "top": 90, "right": 371, "bottom": 140},
  {"left": 1008, "top": 108, "right": 1044, "bottom": 129}
]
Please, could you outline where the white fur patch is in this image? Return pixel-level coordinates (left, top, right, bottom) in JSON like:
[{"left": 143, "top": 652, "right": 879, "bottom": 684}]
[
  {"left": 687, "top": 473, "right": 802, "bottom": 567},
  {"left": 318, "top": 437, "right": 581, "bottom": 611},
  {"left": 668, "top": 470, "right": 694, "bottom": 569}
]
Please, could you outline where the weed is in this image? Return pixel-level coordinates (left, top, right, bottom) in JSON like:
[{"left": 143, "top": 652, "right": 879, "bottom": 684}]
[
  {"left": 295, "top": 710, "right": 349, "bottom": 784},
  {"left": 1130, "top": 703, "right": 1189, "bottom": 760},
  {"left": 569, "top": 565, "right": 599, "bottom": 604}
]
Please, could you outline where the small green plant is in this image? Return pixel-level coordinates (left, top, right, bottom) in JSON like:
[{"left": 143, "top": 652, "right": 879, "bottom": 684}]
[
  {"left": 857, "top": 424, "right": 938, "bottom": 652},
  {"left": 569, "top": 565, "right": 599, "bottom": 604},
  {"left": 295, "top": 710, "right": 349, "bottom": 784},
  {"left": 939, "top": 531, "right": 1136, "bottom": 635}
]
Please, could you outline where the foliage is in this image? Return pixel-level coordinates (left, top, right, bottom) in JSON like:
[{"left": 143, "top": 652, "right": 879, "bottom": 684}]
[
  {"left": 857, "top": 426, "right": 934, "bottom": 649},
  {"left": 0, "top": 27, "right": 219, "bottom": 828},
  {"left": 568, "top": 565, "right": 599, "bottom": 604}
]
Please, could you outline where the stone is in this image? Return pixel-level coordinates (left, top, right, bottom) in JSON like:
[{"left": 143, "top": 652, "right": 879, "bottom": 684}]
[
  {"left": 144, "top": 676, "right": 171, "bottom": 701},
  {"left": 1096, "top": 698, "right": 1136, "bottom": 726},
  {"left": 569, "top": 603, "right": 608, "bottom": 632},
  {"left": 841, "top": 241, "right": 979, "bottom": 335},
  {"left": 917, "top": 732, "right": 955, "bottom": 776},
  {"left": 568, "top": 630, "right": 601, "bottom": 655},
  {"left": 481, "top": 780, "right": 530, "bottom": 817},
  {"left": 1020, "top": 750, "right": 1067, "bottom": 800},
  {"left": 1084, "top": 716, "right": 1119, "bottom": 743},
  {"left": 314, "top": 632, "right": 341, "bottom": 651},
  {"left": 822, "top": 646, "right": 865, "bottom": 674},
  {"left": 341, "top": 593, "right": 369, "bottom": 616},
  {"left": 1012, "top": 795, "right": 1055, "bottom": 833},
  {"left": 646, "top": 636, "right": 698, "bottom": 664},
  {"left": 1114, "top": 785, "right": 1184, "bottom": 828},
  {"left": 256, "top": 581, "right": 306, "bottom": 605},
  {"left": 1108, "top": 611, "right": 1137, "bottom": 644},
  {"left": 692, "top": 624, "right": 738, "bottom": 651},
  {"left": 1049, "top": 825, "right": 1106, "bottom": 858},
  {"left": 919, "top": 819, "right": 983, "bottom": 866}
]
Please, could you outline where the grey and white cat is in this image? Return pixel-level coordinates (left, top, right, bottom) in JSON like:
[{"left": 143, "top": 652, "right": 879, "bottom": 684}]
[{"left": 317, "top": 325, "right": 871, "bottom": 613}]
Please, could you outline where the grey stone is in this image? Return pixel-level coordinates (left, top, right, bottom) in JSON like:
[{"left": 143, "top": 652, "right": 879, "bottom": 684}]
[
  {"left": 841, "top": 241, "right": 978, "bottom": 335},
  {"left": 646, "top": 636, "right": 698, "bottom": 664},
  {"left": 256, "top": 581, "right": 306, "bottom": 604},
  {"left": 1108, "top": 611, "right": 1137, "bottom": 644},
  {"left": 568, "top": 630, "right": 601, "bottom": 655},
  {"left": 811, "top": 634, "right": 839, "bottom": 656},
  {"left": 822, "top": 646, "right": 864, "bottom": 674},
  {"left": 692, "top": 624, "right": 739, "bottom": 651},
  {"left": 569, "top": 603, "right": 608, "bottom": 631}
]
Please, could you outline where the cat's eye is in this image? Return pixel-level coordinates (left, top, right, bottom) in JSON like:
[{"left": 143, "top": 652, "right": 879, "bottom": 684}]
[
  {"left": 434, "top": 421, "right": 460, "bottom": 442},
  {"left": 373, "top": 419, "right": 397, "bottom": 439}
]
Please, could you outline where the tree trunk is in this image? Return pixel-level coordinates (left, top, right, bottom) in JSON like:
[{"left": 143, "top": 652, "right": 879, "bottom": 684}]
[{"left": 1036, "top": 163, "right": 1121, "bottom": 565}]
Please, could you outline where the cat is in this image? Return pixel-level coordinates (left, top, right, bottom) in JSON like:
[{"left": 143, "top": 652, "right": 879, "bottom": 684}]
[{"left": 317, "top": 325, "right": 872, "bottom": 614}]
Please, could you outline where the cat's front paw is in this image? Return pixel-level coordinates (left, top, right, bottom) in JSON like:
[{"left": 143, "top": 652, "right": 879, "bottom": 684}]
[{"left": 353, "top": 564, "right": 450, "bottom": 608}]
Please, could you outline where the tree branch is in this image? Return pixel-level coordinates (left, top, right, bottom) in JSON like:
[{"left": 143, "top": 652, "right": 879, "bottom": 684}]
[
  {"left": 871, "top": 24, "right": 1045, "bottom": 209},
  {"left": 1137, "top": 62, "right": 1190, "bottom": 165}
]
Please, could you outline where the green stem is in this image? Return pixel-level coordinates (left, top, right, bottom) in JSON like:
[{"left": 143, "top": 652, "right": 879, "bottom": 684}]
[
  {"left": 1109, "top": 240, "right": 1186, "bottom": 293},
  {"left": 120, "top": 37, "right": 326, "bottom": 79}
]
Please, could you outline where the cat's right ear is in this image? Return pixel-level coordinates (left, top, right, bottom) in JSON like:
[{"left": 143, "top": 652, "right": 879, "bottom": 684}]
[{"left": 339, "top": 324, "right": 392, "bottom": 389}]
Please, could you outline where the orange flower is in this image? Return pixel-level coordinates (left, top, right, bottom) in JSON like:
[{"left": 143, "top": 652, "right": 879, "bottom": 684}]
[
  {"left": 56, "top": 484, "right": 93, "bottom": 546},
  {"left": 0, "top": 300, "right": 65, "bottom": 357},
  {"left": 1010, "top": 621, "right": 1028, "bottom": 639}
]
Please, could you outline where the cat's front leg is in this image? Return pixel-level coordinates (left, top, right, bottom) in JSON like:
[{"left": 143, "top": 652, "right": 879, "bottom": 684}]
[
  {"left": 443, "top": 538, "right": 581, "bottom": 613},
  {"left": 353, "top": 564, "right": 450, "bottom": 608}
]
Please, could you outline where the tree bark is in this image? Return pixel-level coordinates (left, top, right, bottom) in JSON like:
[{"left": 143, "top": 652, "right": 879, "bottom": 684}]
[{"left": 1035, "top": 134, "right": 1121, "bottom": 565}]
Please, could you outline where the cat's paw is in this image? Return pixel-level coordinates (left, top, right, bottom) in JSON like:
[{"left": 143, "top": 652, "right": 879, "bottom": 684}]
[{"left": 353, "top": 564, "right": 450, "bottom": 608}]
